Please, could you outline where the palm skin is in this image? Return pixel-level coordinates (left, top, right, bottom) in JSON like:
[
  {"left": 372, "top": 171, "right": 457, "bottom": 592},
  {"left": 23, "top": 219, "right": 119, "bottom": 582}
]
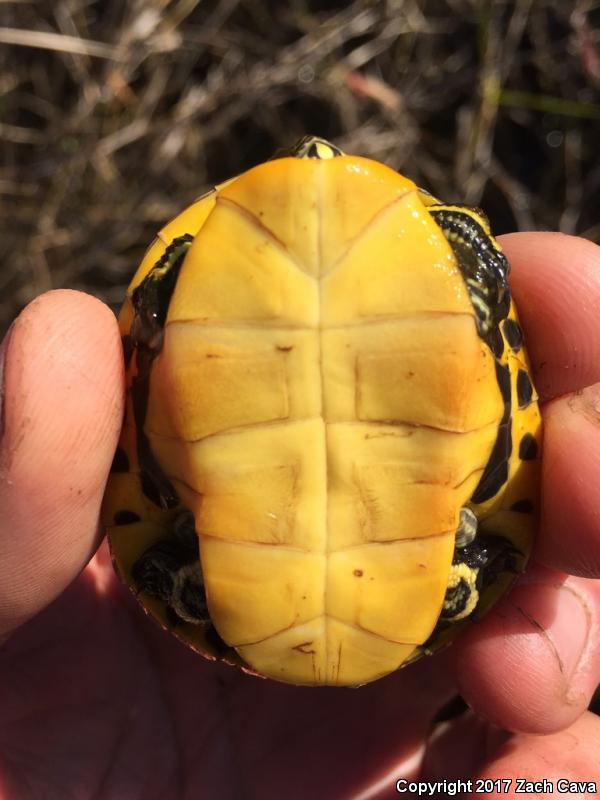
[
  {"left": 1, "top": 551, "right": 460, "bottom": 799},
  {"left": 2, "top": 232, "right": 600, "bottom": 800}
]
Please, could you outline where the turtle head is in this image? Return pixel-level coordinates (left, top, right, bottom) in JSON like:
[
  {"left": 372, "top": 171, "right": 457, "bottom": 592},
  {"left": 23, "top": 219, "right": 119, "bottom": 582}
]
[{"left": 280, "top": 135, "right": 344, "bottom": 160}]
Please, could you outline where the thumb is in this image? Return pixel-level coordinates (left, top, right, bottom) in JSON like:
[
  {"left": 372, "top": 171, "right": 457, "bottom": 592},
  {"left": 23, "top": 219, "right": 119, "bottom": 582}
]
[{"left": 0, "top": 290, "right": 123, "bottom": 639}]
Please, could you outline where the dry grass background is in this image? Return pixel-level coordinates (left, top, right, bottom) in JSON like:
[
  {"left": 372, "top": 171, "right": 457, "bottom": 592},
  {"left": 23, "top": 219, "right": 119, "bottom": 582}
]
[{"left": 0, "top": 0, "right": 599, "bottom": 334}]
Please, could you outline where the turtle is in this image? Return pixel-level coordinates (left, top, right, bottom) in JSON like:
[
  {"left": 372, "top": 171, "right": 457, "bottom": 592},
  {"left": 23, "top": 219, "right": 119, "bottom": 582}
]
[{"left": 101, "top": 135, "right": 541, "bottom": 687}]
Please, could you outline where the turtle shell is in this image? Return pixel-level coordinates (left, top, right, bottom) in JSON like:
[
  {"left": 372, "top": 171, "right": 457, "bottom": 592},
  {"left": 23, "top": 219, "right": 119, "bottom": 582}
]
[{"left": 102, "top": 137, "right": 541, "bottom": 686}]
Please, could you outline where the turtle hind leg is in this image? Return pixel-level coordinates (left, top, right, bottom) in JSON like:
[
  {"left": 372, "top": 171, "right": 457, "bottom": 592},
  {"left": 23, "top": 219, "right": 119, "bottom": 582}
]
[
  {"left": 170, "top": 562, "right": 209, "bottom": 625},
  {"left": 415, "top": 520, "right": 524, "bottom": 660},
  {"left": 131, "top": 510, "right": 210, "bottom": 626},
  {"left": 131, "top": 512, "right": 232, "bottom": 659},
  {"left": 441, "top": 531, "right": 522, "bottom": 624}
]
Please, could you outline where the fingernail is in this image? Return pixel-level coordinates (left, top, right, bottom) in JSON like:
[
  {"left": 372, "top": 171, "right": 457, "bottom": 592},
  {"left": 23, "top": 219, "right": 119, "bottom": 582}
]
[
  {"left": 519, "top": 582, "right": 592, "bottom": 685},
  {"left": 0, "top": 322, "right": 14, "bottom": 440},
  {"left": 569, "top": 383, "right": 600, "bottom": 425},
  {"left": 549, "top": 586, "right": 591, "bottom": 683}
]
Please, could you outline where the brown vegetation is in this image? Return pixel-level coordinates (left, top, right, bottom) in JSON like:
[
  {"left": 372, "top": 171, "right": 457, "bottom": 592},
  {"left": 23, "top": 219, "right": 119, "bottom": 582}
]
[{"left": 1, "top": 1, "right": 599, "bottom": 332}]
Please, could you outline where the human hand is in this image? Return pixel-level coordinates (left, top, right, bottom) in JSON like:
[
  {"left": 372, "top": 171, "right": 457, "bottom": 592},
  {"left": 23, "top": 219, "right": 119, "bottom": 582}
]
[{"left": 1, "top": 232, "right": 600, "bottom": 799}]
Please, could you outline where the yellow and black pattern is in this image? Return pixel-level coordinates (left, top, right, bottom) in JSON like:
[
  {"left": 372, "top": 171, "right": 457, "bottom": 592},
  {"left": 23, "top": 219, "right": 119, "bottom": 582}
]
[
  {"left": 104, "top": 187, "right": 246, "bottom": 669},
  {"left": 101, "top": 137, "right": 540, "bottom": 684},
  {"left": 413, "top": 196, "right": 541, "bottom": 655}
]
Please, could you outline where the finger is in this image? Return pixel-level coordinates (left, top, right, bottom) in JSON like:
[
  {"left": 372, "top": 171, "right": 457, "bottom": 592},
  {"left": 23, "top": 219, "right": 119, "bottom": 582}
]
[
  {"left": 539, "top": 385, "right": 600, "bottom": 576},
  {"left": 501, "top": 232, "right": 600, "bottom": 402},
  {"left": 503, "top": 233, "right": 600, "bottom": 577},
  {"left": 451, "top": 566, "right": 600, "bottom": 734},
  {"left": 0, "top": 290, "right": 123, "bottom": 639},
  {"left": 469, "top": 710, "right": 600, "bottom": 797},
  {"left": 419, "top": 235, "right": 600, "bottom": 736},
  {"left": 421, "top": 704, "right": 509, "bottom": 784}
]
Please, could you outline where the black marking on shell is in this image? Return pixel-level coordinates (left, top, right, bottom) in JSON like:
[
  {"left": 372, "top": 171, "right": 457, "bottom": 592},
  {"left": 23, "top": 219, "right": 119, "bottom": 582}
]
[
  {"left": 489, "top": 327, "right": 504, "bottom": 359},
  {"left": 471, "top": 361, "right": 512, "bottom": 504},
  {"left": 429, "top": 207, "right": 510, "bottom": 351},
  {"left": 130, "top": 235, "right": 194, "bottom": 510},
  {"left": 511, "top": 498, "right": 534, "bottom": 513},
  {"left": 496, "top": 291, "right": 511, "bottom": 321},
  {"left": 471, "top": 423, "right": 512, "bottom": 504},
  {"left": 502, "top": 319, "right": 523, "bottom": 352},
  {"left": 131, "top": 234, "right": 194, "bottom": 339},
  {"left": 517, "top": 369, "right": 534, "bottom": 409},
  {"left": 496, "top": 359, "right": 513, "bottom": 410},
  {"left": 429, "top": 207, "right": 516, "bottom": 501},
  {"left": 519, "top": 433, "right": 538, "bottom": 461},
  {"left": 110, "top": 446, "right": 130, "bottom": 474},
  {"left": 113, "top": 509, "right": 141, "bottom": 525}
]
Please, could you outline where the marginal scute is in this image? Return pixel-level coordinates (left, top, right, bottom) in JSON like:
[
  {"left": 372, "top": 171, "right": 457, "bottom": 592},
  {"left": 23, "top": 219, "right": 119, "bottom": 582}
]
[
  {"left": 102, "top": 469, "right": 172, "bottom": 528},
  {"left": 519, "top": 433, "right": 538, "bottom": 461},
  {"left": 428, "top": 207, "right": 510, "bottom": 346},
  {"left": 126, "top": 190, "right": 218, "bottom": 295},
  {"left": 470, "top": 422, "right": 511, "bottom": 504},
  {"left": 517, "top": 369, "right": 534, "bottom": 408},
  {"left": 470, "top": 361, "right": 512, "bottom": 505},
  {"left": 502, "top": 319, "right": 523, "bottom": 351},
  {"left": 489, "top": 327, "right": 504, "bottom": 359}
]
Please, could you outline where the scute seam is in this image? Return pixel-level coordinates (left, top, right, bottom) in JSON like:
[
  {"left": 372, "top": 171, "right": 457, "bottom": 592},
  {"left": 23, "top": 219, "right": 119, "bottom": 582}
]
[
  {"left": 232, "top": 612, "right": 425, "bottom": 650},
  {"left": 317, "top": 160, "right": 330, "bottom": 679},
  {"left": 163, "top": 310, "right": 476, "bottom": 330},
  {"left": 145, "top": 412, "right": 501, "bottom": 446},
  {"left": 322, "top": 190, "right": 417, "bottom": 278},
  {"left": 217, "top": 195, "right": 318, "bottom": 283}
]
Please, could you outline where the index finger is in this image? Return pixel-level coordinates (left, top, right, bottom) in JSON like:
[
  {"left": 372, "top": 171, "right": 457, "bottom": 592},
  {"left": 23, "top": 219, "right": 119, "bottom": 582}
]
[
  {"left": 447, "top": 233, "right": 600, "bottom": 735},
  {"left": 503, "top": 232, "right": 600, "bottom": 577}
]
